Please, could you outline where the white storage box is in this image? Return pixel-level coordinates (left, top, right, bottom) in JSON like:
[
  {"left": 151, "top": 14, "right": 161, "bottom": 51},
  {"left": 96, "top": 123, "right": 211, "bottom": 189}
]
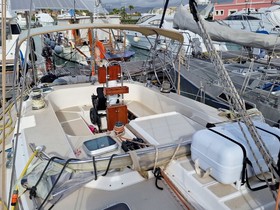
[{"left": 191, "top": 121, "right": 280, "bottom": 184}]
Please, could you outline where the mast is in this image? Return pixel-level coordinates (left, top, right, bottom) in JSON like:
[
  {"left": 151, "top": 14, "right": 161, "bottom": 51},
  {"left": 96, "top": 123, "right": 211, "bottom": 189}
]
[
  {"left": 159, "top": 0, "right": 170, "bottom": 28},
  {"left": 1, "top": 0, "right": 7, "bottom": 208}
]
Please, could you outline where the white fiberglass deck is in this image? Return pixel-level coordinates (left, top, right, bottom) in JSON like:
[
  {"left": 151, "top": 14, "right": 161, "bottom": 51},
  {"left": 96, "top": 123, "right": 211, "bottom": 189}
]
[
  {"left": 129, "top": 112, "right": 203, "bottom": 145},
  {"left": 12, "top": 82, "right": 242, "bottom": 210},
  {"left": 165, "top": 157, "right": 276, "bottom": 210}
]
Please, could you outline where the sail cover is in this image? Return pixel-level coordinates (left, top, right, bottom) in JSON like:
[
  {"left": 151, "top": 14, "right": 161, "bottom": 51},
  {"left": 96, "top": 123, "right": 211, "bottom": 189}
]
[
  {"left": 173, "top": 4, "right": 280, "bottom": 51},
  {"left": 262, "top": 5, "right": 280, "bottom": 28}
]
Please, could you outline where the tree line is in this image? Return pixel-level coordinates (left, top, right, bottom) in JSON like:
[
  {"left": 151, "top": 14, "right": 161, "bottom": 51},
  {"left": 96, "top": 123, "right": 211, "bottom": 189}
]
[{"left": 109, "top": 5, "right": 141, "bottom": 22}]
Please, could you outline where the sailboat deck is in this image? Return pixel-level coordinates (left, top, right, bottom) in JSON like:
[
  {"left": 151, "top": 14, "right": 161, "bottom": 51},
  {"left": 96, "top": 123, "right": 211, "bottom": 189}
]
[
  {"left": 12, "top": 81, "right": 276, "bottom": 209},
  {"left": 43, "top": 175, "right": 187, "bottom": 210},
  {"left": 126, "top": 101, "right": 157, "bottom": 117},
  {"left": 165, "top": 157, "right": 276, "bottom": 210},
  {"left": 18, "top": 98, "right": 198, "bottom": 209}
]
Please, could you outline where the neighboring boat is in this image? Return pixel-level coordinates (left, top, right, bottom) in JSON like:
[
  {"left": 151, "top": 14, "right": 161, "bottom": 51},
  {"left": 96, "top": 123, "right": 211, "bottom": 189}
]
[
  {"left": 126, "top": 5, "right": 227, "bottom": 55},
  {"left": 0, "top": 10, "right": 23, "bottom": 65},
  {"left": 16, "top": 12, "right": 52, "bottom": 29},
  {"left": 0, "top": 6, "right": 28, "bottom": 101},
  {"left": 173, "top": 4, "right": 280, "bottom": 51},
  {"left": 52, "top": 5, "right": 131, "bottom": 68},
  {"left": 2, "top": 22, "right": 280, "bottom": 210},
  {"left": 126, "top": 13, "right": 177, "bottom": 50},
  {"left": 213, "top": 0, "right": 274, "bottom": 20},
  {"left": 56, "top": 5, "right": 121, "bottom": 42},
  {"left": 45, "top": 28, "right": 135, "bottom": 71},
  {"left": 34, "top": 13, "right": 55, "bottom": 27},
  {"left": 16, "top": 12, "right": 30, "bottom": 30},
  {"left": 175, "top": 56, "right": 280, "bottom": 125},
  {"left": 171, "top": 4, "right": 280, "bottom": 125},
  {"left": 218, "top": 5, "right": 280, "bottom": 35}
]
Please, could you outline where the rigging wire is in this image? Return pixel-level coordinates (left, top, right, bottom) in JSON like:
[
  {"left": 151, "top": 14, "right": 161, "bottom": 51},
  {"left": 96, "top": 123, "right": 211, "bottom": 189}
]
[
  {"left": 37, "top": 158, "right": 78, "bottom": 209},
  {"left": 7, "top": 0, "right": 34, "bottom": 208},
  {"left": 1, "top": 0, "right": 7, "bottom": 207}
]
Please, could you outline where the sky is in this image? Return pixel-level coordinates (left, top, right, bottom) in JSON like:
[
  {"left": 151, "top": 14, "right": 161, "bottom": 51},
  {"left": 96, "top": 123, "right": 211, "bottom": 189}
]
[{"left": 101, "top": 0, "right": 184, "bottom": 9}]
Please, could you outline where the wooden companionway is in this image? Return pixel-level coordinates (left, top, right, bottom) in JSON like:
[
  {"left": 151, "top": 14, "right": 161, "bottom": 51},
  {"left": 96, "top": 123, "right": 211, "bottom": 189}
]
[{"left": 98, "top": 62, "right": 129, "bottom": 130}]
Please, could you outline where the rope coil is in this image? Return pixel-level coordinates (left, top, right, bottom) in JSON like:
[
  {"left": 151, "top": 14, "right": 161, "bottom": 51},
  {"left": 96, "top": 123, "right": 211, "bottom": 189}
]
[{"left": 113, "top": 121, "right": 125, "bottom": 136}]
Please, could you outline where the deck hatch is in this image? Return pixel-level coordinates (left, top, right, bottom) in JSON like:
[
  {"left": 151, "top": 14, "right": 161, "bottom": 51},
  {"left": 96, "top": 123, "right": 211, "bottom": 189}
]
[{"left": 83, "top": 136, "right": 118, "bottom": 156}]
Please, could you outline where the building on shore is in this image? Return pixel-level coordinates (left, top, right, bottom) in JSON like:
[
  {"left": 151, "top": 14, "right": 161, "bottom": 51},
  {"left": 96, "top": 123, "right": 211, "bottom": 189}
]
[{"left": 213, "top": 0, "right": 276, "bottom": 20}]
